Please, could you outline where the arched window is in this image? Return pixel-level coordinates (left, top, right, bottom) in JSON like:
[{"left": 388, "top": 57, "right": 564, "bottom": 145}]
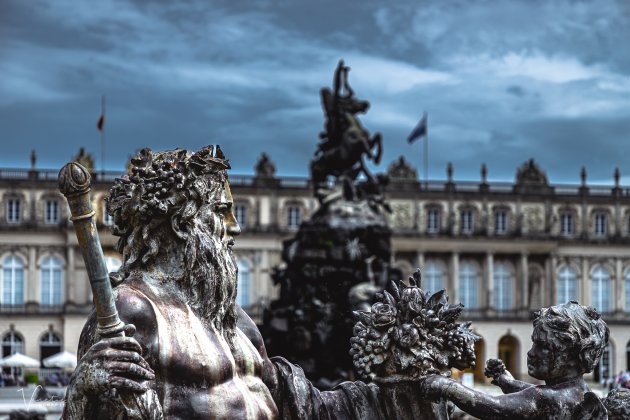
[
  {"left": 104, "top": 256, "right": 122, "bottom": 273},
  {"left": 39, "top": 331, "right": 61, "bottom": 366},
  {"left": 591, "top": 265, "right": 612, "bottom": 313},
  {"left": 287, "top": 206, "right": 301, "bottom": 230},
  {"left": 595, "top": 342, "right": 613, "bottom": 382},
  {"left": 2, "top": 331, "right": 24, "bottom": 376},
  {"left": 1, "top": 331, "right": 24, "bottom": 357},
  {"left": 493, "top": 262, "right": 513, "bottom": 310},
  {"left": 459, "top": 262, "right": 478, "bottom": 309},
  {"left": 498, "top": 335, "right": 520, "bottom": 378},
  {"left": 236, "top": 259, "right": 251, "bottom": 308},
  {"left": 557, "top": 266, "right": 578, "bottom": 304},
  {"left": 41, "top": 256, "right": 63, "bottom": 306},
  {"left": 2, "top": 255, "right": 24, "bottom": 306},
  {"left": 424, "top": 261, "right": 444, "bottom": 293}
]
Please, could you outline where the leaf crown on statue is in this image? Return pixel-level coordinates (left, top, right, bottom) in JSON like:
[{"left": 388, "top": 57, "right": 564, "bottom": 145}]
[
  {"left": 106, "top": 145, "right": 230, "bottom": 238},
  {"left": 350, "top": 269, "right": 480, "bottom": 381}
]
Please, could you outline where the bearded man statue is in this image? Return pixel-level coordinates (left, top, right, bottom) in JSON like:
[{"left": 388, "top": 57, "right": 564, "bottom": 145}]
[{"left": 62, "top": 145, "right": 435, "bottom": 420}]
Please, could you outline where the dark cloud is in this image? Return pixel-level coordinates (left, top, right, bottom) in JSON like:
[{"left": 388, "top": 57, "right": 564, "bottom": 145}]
[{"left": 0, "top": 0, "right": 629, "bottom": 187}]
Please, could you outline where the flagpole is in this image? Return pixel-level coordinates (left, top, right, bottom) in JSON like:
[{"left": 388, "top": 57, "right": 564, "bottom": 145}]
[
  {"left": 424, "top": 116, "right": 429, "bottom": 190},
  {"left": 101, "top": 95, "right": 105, "bottom": 178}
]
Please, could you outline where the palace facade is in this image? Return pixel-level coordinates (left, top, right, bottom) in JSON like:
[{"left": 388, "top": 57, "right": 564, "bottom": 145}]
[{"left": 1, "top": 151, "right": 629, "bottom": 384}]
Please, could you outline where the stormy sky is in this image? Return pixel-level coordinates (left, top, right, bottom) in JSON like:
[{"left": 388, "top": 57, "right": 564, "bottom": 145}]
[{"left": 1, "top": 0, "right": 629, "bottom": 184}]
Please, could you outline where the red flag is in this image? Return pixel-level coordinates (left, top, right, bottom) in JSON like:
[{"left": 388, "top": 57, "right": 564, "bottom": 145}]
[{"left": 96, "top": 114, "right": 105, "bottom": 132}]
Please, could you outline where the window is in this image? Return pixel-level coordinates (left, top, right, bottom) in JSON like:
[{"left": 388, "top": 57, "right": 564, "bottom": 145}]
[
  {"left": 1, "top": 331, "right": 24, "bottom": 375},
  {"left": 39, "top": 331, "right": 61, "bottom": 366},
  {"left": 45, "top": 200, "right": 59, "bottom": 224},
  {"left": 103, "top": 210, "right": 114, "bottom": 226},
  {"left": 6, "top": 198, "right": 21, "bottom": 223},
  {"left": 595, "top": 343, "right": 613, "bottom": 382},
  {"left": 1, "top": 331, "right": 23, "bottom": 358},
  {"left": 2, "top": 255, "right": 24, "bottom": 306},
  {"left": 594, "top": 213, "right": 607, "bottom": 236},
  {"left": 557, "top": 266, "right": 578, "bottom": 304},
  {"left": 459, "top": 262, "right": 478, "bottom": 309},
  {"left": 560, "top": 213, "right": 573, "bottom": 236},
  {"left": 104, "top": 256, "right": 122, "bottom": 273},
  {"left": 626, "top": 271, "right": 630, "bottom": 314},
  {"left": 591, "top": 265, "right": 612, "bottom": 313},
  {"left": 424, "top": 261, "right": 444, "bottom": 293},
  {"left": 287, "top": 206, "right": 301, "bottom": 230},
  {"left": 236, "top": 259, "right": 251, "bottom": 308},
  {"left": 427, "top": 208, "right": 440, "bottom": 233},
  {"left": 40, "top": 256, "right": 63, "bottom": 306},
  {"left": 495, "top": 211, "right": 507, "bottom": 234},
  {"left": 460, "top": 210, "right": 473, "bottom": 234},
  {"left": 493, "top": 262, "right": 513, "bottom": 310},
  {"left": 234, "top": 204, "right": 247, "bottom": 228}
]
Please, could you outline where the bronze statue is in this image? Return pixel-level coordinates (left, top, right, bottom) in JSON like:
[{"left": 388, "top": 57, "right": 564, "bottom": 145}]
[
  {"left": 60, "top": 146, "right": 432, "bottom": 419},
  {"left": 419, "top": 301, "right": 610, "bottom": 419},
  {"left": 311, "top": 59, "right": 383, "bottom": 201}
]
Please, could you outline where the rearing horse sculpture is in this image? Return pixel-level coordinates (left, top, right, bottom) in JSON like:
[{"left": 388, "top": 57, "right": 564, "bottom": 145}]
[{"left": 310, "top": 60, "right": 383, "bottom": 200}]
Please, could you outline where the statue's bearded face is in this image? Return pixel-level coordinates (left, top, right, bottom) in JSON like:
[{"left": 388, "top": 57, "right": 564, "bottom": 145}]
[{"left": 181, "top": 178, "right": 241, "bottom": 334}]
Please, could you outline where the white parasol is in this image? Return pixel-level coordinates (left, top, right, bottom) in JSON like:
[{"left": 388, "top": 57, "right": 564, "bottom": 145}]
[
  {"left": 42, "top": 351, "right": 77, "bottom": 369},
  {"left": 0, "top": 352, "right": 40, "bottom": 368}
]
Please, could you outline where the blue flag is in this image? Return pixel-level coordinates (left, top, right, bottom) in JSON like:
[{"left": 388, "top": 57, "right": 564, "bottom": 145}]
[{"left": 407, "top": 112, "right": 428, "bottom": 144}]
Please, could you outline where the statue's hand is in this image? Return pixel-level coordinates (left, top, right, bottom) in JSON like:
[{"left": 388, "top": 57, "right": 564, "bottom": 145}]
[
  {"left": 484, "top": 359, "right": 513, "bottom": 386},
  {"left": 70, "top": 324, "right": 155, "bottom": 396},
  {"left": 419, "top": 375, "right": 454, "bottom": 401}
]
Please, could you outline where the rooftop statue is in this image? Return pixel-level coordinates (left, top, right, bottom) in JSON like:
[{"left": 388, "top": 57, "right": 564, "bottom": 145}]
[
  {"left": 419, "top": 301, "right": 611, "bottom": 419},
  {"left": 311, "top": 59, "right": 383, "bottom": 202},
  {"left": 59, "top": 146, "right": 436, "bottom": 420}
]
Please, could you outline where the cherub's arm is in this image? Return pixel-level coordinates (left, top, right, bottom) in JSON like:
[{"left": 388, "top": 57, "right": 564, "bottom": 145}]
[
  {"left": 485, "top": 358, "right": 534, "bottom": 394},
  {"left": 423, "top": 375, "right": 541, "bottom": 419}
]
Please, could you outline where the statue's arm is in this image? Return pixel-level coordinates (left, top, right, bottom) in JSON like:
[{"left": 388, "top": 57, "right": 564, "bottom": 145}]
[
  {"left": 485, "top": 358, "right": 533, "bottom": 394},
  {"left": 62, "top": 286, "right": 163, "bottom": 420},
  {"left": 237, "top": 307, "right": 384, "bottom": 420},
  {"left": 424, "top": 375, "right": 540, "bottom": 419}
]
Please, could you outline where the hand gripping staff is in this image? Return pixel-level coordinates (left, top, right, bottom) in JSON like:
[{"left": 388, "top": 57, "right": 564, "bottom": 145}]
[{"left": 59, "top": 162, "right": 159, "bottom": 419}]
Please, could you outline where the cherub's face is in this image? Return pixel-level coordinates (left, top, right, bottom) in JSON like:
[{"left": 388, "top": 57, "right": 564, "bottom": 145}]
[{"left": 527, "top": 326, "right": 566, "bottom": 381}]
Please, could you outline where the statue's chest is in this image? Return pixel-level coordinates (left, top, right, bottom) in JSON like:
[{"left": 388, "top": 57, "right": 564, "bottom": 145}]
[
  {"left": 155, "top": 306, "right": 262, "bottom": 386},
  {"left": 152, "top": 305, "right": 278, "bottom": 419}
]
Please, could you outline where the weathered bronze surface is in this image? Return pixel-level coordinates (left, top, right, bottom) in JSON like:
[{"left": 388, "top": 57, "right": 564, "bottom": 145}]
[
  {"left": 58, "top": 162, "right": 125, "bottom": 337},
  {"left": 60, "top": 145, "right": 436, "bottom": 419}
]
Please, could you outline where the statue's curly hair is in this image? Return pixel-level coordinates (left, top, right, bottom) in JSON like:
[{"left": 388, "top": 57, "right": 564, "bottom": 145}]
[
  {"left": 105, "top": 145, "right": 230, "bottom": 271},
  {"left": 533, "top": 301, "right": 609, "bottom": 374}
]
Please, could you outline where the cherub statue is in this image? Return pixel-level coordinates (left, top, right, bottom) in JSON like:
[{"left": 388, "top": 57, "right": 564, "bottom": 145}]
[{"left": 420, "top": 301, "right": 610, "bottom": 419}]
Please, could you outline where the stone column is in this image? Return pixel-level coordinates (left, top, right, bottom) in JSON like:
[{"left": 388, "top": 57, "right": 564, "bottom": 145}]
[
  {"left": 450, "top": 252, "right": 459, "bottom": 302},
  {"left": 549, "top": 254, "right": 558, "bottom": 306},
  {"left": 615, "top": 258, "right": 623, "bottom": 313},
  {"left": 544, "top": 256, "right": 552, "bottom": 307},
  {"left": 581, "top": 257, "right": 591, "bottom": 306},
  {"left": 27, "top": 246, "right": 38, "bottom": 303},
  {"left": 416, "top": 252, "right": 425, "bottom": 272},
  {"left": 485, "top": 253, "right": 494, "bottom": 309},
  {"left": 520, "top": 252, "right": 529, "bottom": 310},
  {"left": 67, "top": 246, "right": 76, "bottom": 303}
]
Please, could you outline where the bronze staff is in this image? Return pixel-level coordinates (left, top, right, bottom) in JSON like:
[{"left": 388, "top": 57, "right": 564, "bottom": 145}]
[{"left": 58, "top": 162, "right": 125, "bottom": 338}]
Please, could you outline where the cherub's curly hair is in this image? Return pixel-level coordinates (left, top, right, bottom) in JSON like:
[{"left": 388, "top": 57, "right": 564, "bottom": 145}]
[
  {"left": 533, "top": 301, "right": 609, "bottom": 374},
  {"left": 105, "top": 145, "right": 230, "bottom": 271}
]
